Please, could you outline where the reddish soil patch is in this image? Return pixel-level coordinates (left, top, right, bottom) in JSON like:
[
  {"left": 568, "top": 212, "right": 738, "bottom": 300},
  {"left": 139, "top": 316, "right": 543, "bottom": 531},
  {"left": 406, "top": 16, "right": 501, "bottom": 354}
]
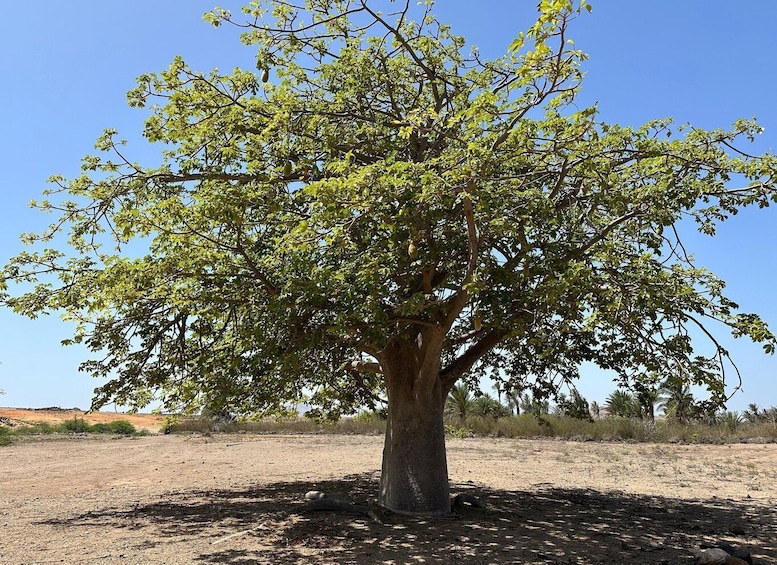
[
  {"left": 0, "top": 434, "right": 775, "bottom": 563},
  {"left": 0, "top": 406, "right": 165, "bottom": 432}
]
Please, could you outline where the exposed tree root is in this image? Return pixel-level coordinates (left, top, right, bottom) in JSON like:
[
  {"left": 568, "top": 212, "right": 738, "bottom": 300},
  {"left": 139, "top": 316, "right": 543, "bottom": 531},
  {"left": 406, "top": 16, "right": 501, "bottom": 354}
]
[{"left": 296, "top": 494, "right": 384, "bottom": 525}]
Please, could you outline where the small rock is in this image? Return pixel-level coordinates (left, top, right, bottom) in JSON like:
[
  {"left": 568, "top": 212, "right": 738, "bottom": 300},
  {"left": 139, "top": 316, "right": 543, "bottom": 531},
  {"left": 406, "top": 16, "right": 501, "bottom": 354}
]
[
  {"left": 304, "top": 490, "right": 326, "bottom": 500},
  {"left": 693, "top": 548, "right": 730, "bottom": 564},
  {"left": 729, "top": 523, "right": 746, "bottom": 536},
  {"left": 699, "top": 542, "right": 753, "bottom": 565}
]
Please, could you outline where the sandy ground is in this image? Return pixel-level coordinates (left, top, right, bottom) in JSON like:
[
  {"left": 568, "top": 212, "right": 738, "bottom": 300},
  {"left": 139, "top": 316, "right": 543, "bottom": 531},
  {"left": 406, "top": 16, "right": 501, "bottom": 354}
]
[{"left": 1, "top": 431, "right": 775, "bottom": 564}]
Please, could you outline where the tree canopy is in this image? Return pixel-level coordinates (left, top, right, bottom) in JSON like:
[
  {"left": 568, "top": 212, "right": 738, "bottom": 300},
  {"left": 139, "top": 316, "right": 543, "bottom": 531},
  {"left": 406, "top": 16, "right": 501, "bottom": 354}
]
[
  {"left": 3, "top": 0, "right": 776, "bottom": 414},
  {"left": 2, "top": 0, "right": 777, "bottom": 513}
]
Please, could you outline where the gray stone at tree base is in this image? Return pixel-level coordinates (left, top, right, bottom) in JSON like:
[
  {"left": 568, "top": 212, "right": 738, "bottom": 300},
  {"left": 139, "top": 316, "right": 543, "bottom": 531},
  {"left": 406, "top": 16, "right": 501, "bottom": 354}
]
[
  {"left": 693, "top": 548, "right": 740, "bottom": 564},
  {"left": 693, "top": 544, "right": 752, "bottom": 565},
  {"left": 694, "top": 547, "right": 727, "bottom": 564},
  {"left": 701, "top": 541, "right": 753, "bottom": 564}
]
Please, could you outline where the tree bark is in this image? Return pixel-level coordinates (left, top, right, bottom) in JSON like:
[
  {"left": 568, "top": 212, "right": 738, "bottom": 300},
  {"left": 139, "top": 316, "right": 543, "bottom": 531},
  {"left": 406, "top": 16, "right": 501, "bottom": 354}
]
[{"left": 378, "top": 341, "right": 450, "bottom": 516}]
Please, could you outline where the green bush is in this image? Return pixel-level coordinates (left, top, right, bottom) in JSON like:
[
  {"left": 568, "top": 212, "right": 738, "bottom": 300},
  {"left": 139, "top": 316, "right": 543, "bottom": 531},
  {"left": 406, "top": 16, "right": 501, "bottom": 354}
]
[
  {"left": 88, "top": 420, "right": 137, "bottom": 435},
  {"left": 445, "top": 424, "right": 474, "bottom": 438},
  {"left": 106, "top": 420, "right": 138, "bottom": 435},
  {"left": 62, "top": 418, "right": 91, "bottom": 433},
  {"left": 9, "top": 422, "right": 56, "bottom": 435}
]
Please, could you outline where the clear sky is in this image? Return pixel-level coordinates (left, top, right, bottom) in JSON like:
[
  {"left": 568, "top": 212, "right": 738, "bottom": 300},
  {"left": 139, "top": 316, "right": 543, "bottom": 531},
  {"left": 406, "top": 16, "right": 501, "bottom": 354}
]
[{"left": 1, "top": 1, "right": 775, "bottom": 412}]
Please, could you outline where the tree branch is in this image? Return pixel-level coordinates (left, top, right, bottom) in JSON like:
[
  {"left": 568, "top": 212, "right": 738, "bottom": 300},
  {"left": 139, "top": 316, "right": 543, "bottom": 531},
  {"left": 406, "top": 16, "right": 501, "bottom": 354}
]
[
  {"left": 443, "top": 180, "right": 480, "bottom": 330},
  {"left": 349, "top": 360, "right": 382, "bottom": 374},
  {"left": 440, "top": 328, "right": 507, "bottom": 392}
]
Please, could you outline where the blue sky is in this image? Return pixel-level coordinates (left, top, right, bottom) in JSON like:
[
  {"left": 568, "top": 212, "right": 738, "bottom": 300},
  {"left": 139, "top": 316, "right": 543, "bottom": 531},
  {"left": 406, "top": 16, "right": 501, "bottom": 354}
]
[{"left": 1, "top": 1, "right": 775, "bottom": 411}]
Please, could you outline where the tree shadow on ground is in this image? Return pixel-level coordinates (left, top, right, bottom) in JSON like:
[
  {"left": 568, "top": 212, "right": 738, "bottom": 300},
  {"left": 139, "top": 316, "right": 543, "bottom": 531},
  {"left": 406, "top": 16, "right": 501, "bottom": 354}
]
[{"left": 39, "top": 472, "right": 776, "bottom": 564}]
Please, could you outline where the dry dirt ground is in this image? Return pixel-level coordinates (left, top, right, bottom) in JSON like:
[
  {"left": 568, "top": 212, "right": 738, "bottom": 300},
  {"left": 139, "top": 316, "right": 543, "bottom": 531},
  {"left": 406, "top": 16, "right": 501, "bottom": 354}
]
[{"left": 1, "top": 416, "right": 776, "bottom": 564}]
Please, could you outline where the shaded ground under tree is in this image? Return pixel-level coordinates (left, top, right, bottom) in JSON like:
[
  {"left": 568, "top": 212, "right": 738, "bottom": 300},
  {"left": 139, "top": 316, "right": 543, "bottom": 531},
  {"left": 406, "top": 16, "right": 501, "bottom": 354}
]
[{"left": 6, "top": 473, "right": 773, "bottom": 563}]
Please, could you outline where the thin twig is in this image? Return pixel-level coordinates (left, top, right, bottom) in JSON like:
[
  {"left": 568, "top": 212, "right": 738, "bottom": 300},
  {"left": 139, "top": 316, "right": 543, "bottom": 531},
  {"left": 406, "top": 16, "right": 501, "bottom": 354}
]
[{"left": 212, "top": 522, "right": 268, "bottom": 545}]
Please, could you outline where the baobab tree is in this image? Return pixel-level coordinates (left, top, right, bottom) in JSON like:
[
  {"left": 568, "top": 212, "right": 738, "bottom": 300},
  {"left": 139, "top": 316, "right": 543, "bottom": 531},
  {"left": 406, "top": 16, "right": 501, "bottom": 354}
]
[{"left": 2, "top": 0, "right": 776, "bottom": 515}]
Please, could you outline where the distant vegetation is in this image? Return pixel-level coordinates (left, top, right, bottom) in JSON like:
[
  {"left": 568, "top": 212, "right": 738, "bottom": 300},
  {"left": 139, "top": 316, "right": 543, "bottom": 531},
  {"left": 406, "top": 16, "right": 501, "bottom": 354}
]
[
  {"left": 163, "top": 388, "right": 777, "bottom": 445},
  {"left": 0, "top": 418, "right": 143, "bottom": 445},
  {"left": 3, "top": 390, "right": 775, "bottom": 447},
  {"left": 436, "top": 384, "right": 777, "bottom": 443},
  {"left": 163, "top": 410, "right": 777, "bottom": 444}
]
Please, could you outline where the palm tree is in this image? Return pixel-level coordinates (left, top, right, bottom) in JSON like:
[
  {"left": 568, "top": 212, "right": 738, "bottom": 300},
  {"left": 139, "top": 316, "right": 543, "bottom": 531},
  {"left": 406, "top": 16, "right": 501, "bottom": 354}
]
[
  {"left": 605, "top": 389, "right": 638, "bottom": 418},
  {"left": 519, "top": 391, "right": 550, "bottom": 415},
  {"left": 504, "top": 385, "right": 524, "bottom": 416},
  {"left": 635, "top": 387, "right": 659, "bottom": 421},
  {"left": 519, "top": 392, "right": 532, "bottom": 414},
  {"left": 658, "top": 381, "right": 695, "bottom": 423},
  {"left": 446, "top": 383, "right": 473, "bottom": 420},
  {"left": 556, "top": 389, "right": 592, "bottom": 421},
  {"left": 491, "top": 383, "right": 503, "bottom": 405},
  {"left": 742, "top": 403, "right": 761, "bottom": 424},
  {"left": 473, "top": 393, "right": 507, "bottom": 419},
  {"left": 719, "top": 410, "right": 742, "bottom": 432},
  {"left": 762, "top": 406, "right": 777, "bottom": 425}
]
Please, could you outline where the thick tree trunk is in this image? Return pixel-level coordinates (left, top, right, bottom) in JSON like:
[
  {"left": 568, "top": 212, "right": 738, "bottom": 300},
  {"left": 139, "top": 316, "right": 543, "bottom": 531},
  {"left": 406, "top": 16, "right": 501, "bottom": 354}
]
[{"left": 378, "top": 342, "right": 450, "bottom": 516}]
